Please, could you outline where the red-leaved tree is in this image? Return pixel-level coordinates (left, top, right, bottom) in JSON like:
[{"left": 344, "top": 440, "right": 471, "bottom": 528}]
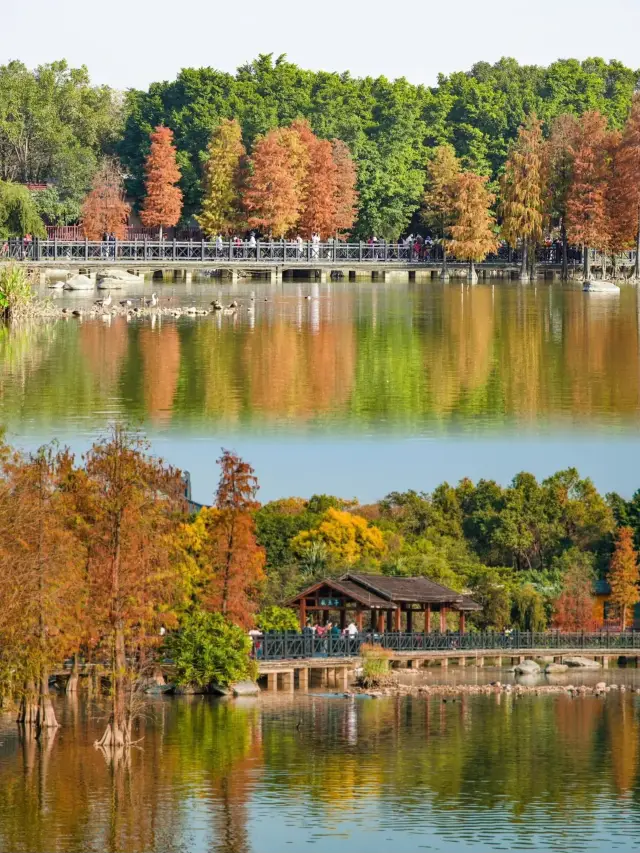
[
  {"left": 81, "top": 159, "right": 130, "bottom": 240},
  {"left": 331, "top": 139, "right": 358, "bottom": 239},
  {"left": 291, "top": 119, "right": 339, "bottom": 239},
  {"left": 140, "top": 126, "right": 183, "bottom": 239}
]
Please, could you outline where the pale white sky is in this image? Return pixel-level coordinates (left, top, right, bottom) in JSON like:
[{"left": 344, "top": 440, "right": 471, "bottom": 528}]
[{"left": 2, "top": 0, "right": 639, "bottom": 90}]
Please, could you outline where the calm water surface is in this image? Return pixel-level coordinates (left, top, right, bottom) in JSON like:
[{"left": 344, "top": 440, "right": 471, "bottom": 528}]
[
  {"left": 2, "top": 278, "right": 640, "bottom": 499},
  {"left": 2, "top": 686, "right": 640, "bottom": 852}
]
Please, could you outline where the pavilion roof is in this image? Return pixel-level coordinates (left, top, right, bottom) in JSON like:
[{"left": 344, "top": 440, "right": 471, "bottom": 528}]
[{"left": 286, "top": 573, "right": 481, "bottom": 611}]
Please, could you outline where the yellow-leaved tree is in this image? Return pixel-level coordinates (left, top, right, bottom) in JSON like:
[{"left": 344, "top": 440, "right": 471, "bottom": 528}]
[{"left": 291, "top": 507, "right": 385, "bottom": 571}]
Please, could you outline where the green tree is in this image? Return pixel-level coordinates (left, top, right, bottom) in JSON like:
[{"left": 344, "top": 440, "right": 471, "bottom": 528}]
[
  {"left": 167, "top": 609, "right": 256, "bottom": 689},
  {"left": 256, "top": 605, "right": 300, "bottom": 633},
  {"left": 0, "top": 181, "right": 46, "bottom": 238}
]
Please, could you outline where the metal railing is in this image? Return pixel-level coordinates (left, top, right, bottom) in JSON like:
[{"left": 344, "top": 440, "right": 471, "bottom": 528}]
[
  {"left": 253, "top": 630, "right": 640, "bottom": 661},
  {"left": 0, "top": 238, "right": 610, "bottom": 266}
]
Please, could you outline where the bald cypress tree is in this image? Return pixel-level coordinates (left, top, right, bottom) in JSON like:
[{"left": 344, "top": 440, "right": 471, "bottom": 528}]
[
  {"left": 612, "top": 94, "right": 640, "bottom": 279},
  {"left": 499, "top": 115, "right": 545, "bottom": 281},
  {"left": 422, "top": 144, "right": 461, "bottom": 280},
  {"left": 448, "top": 173, "right": 498, "bottom": 283},
  {"left": 196, "top": 119, "right": 246, "bottom": 237}
]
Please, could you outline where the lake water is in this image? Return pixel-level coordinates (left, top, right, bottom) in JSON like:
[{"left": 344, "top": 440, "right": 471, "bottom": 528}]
[
  {"left": 2, "top": 278, "right": 639, "bottom": 501},
  {"left": 2, "top": 686, "right": 640, "bottom": 852}
]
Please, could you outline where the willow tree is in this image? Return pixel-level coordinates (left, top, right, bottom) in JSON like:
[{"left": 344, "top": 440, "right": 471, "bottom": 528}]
[
  {"left": 448, "top": 173, "right": 498, "bottom": 283},
  {"left": 79, "top": 427, "right": 185, "bottom": 750},
  {"left": 566, "top": 111, "right": 611, "bottom": 281},
  {"left": 612, "top": 93, "right": 640, "bottom": 279},
  {"left": 196, "top": 119, "right": 246, "bottom": 237},
  {"left": 422, "top": 145, "right": 461, "bottom": 280},
  {"left": 499, "top": 115, "right": 544, "bottom": 281},
  {"left": 545, "top": 114, "right": 579, "bottom": 280}
]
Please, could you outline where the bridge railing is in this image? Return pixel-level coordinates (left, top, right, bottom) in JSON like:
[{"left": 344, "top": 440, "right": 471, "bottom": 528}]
[
  {"left": 253, "top": 630, "right": 640, "bottom": 661},
  {"left": 0, "top": 238, "right": 602, "bottom": 266}
]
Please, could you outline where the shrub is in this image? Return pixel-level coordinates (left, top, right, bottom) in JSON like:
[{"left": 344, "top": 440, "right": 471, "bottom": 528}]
[
  {"left": 0, "top": 265, "right": 35, "bottom": 319},
  {"left": 167, "top": 609, "right": 257, "bottom": 689},
  {"left": 358, "top": 643, "right": 395, "bottom": 688},
  {"left": 256, "top": 605, "right": 300, "bottom": 633}
]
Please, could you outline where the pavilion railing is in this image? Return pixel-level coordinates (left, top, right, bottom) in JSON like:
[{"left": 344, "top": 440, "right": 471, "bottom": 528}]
[
  {"left": 253, "top": 630, "right": 640, "bottom": 661},
  {"left": 1, "top": 239, "right": 614, "bottom": 267}
]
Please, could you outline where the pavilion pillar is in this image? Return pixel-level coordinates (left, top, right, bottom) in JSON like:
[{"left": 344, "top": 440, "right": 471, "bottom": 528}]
[
  {"left": 377, "top": 611, "right": 385, "bottom": 633},
  {"left": 425, "top": 604, "right": 431, "bottom": 633},
  {"left": 356, "top": 610, "right": 364, "bottom": 632},
  {"left": 323, "top": 609, "right": 329, "bottom": 626},
  {"left": 459, "top": 612, "right": 466, "bottom": 634},
  {"left": 406, "top": 608, "right": 413, "bottom": 633},
  {"left": 386, "top": 610, "right": 393, "bottom": 632},
  {"left": 299, "top": 599, "right": 306, "bottom": 629},
  {"left": 440, "top": 606, "right": 447, "bottom": 633},
  {"left": 340, "top": 609, "right": 346, "bottom": 631},
  {"left": 394, "top": 608, "right": 402, "bottom": 632}
]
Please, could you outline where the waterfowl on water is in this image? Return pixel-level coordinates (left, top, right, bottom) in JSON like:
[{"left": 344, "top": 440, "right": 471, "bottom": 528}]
[
  {"left": 119, "top": 298, "right": 132, "bottom": 307},
  {"left": 144, "top": 292, "right": 158, "bottom": 308},
  {"left": 93, "top": 291, "right": 112, "bottom": 309},
  {"left": 211, "top": 300, "right": 223, "bottom": 310}
]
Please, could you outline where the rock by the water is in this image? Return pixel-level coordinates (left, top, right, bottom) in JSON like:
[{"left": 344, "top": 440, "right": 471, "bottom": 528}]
[
  {"left": 231, "top": 680, "right": 260, "bottom": 697},
  {"left": 98, "top": 268, "right": 144, "bottom": 283},
  {"left": 44, "top": 268, "right": 70, "bottom": 279},
  {"left": 64, "top": 274, "right": 94, "bottom": 291},
  {"left": 563, "top": 656, "right": 601, "bottom": 669},
  {"left": 514, "top": 659, "right": 540, "bottom": 675},
  {"left": 545, "top": 663, "right": 569, "bottom": 673},
  {"left": 583, "top": 279, "right": 620, "bottom": 293},
  {"left": 97, "top": 277, "right": 125, "bottom": 290}
]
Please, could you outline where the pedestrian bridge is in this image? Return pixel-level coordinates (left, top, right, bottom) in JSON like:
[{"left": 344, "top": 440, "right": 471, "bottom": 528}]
[
  {"left": 254, "top": 630, "right": 640, "bottom": 691},
  {"left": 5, "top": 238, "right": 592, "bottom": 281}
]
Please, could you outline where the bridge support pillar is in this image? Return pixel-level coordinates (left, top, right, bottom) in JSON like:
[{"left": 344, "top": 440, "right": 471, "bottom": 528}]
[
  {"left": 298, "top": 667, "right": 308, "bottom": 692},
  {"left": 602, "top": 656, "right": 609, "bottom": 668},
  {"left": 336, "top": 667, "right": 348, "bottom": 691},
  {"left": 319, "top": 269, "right": 328, "bottom": 283},
  {"left": 475, "top": 657, "right": 484, "bottom": 667},
  {"left": 267, "top": 672, "right": 277, "bottom": 692},
  {"left": 230, "top": 269, "right": 238, "bottom": 285},
  {"left": 327, "top": 667, "right": 336, "bottom": 688},
  {"left": 184, "top": 270, "right": 193, "bottom": 284},
  {"left": 319, "top": 668, "right": 328, "bottom": 687},
  {"left": 440, "top": 657, "right": 448, "bottom": 668},
  {"left": 280, "top": 671, "right": 294, "bottom": 693}
]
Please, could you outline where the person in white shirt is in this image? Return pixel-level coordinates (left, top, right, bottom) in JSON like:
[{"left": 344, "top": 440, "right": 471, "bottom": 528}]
[{"left": 346, "top": 621, "right": 358, "bottom": 637}]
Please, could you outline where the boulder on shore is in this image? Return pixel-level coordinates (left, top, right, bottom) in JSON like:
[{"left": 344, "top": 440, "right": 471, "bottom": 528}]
[
  {"left": 231, "top": 680, "right": 260, "bottom": 697},
  {"left": 64, "top": 274, "right": 94, "bottom": 291},
  {"left": 98, "top": 268, "right": 144, "bottom": 283},
  {"left": 545, "top": 663, "right": 569, "bottom": 674},
  {"left": 514, "top": 659, "right": 540, "bottom": 675},
  {"left": 97, "top": 277, "right": 125, "bottom": 290},
  {"left": 563, "top": 656, "right": 601, "bottom": 669}
]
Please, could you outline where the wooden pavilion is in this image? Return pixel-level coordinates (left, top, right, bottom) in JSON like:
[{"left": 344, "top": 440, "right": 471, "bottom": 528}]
[{"left": 286, "top": 573, "right": 481, "bottom": 633}]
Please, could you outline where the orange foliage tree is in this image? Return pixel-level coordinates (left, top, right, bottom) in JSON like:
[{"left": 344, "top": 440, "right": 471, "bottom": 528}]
[
  {"left": 178, "top": 451, "right": 265, "bottom": 629},
  {"left": 244, "top": 127, "right": 308, "bottom": 238},
  {"left": 81, "top": 158, "right": 130, "bottom": 240},
  {"left": 545, "top": 113, "right": 579, "bottom": 280},
  {"left": 0, "top": 444, "right": 85, "bottom": 730},
  {"left": 75, "top": 426, "right": 185, "bottom": 749},
  {"left": 331, "top": 139, "right": 358, "bottom": 239},
  {"left": 612, "top": 93, "right": 640, "bottom": 278},
  {"left": 552, "top": 551, "right": 597, "bottom": 631},
  {"left": 448, "top": 172, "right": 498, "bottom": 282},
  {"left": 140, "top": 126, "right": 183, "bottom": 239},
  {"left": 292, "top": 119, "right": 339, "bottom": 239},
  {"left": 566, "top": 112, "right": 612, "bottom": 280},
  {"left": 608, "top": 526, "right": 640, "bottom": 630}
]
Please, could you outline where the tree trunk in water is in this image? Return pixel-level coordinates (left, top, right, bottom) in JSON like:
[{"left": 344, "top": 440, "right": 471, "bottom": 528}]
[
  {"left": 468, "top": 260, "right": 478, "bottom": 284},
  {"left": 96, "top": 624, "right": 130, "bottom": 749},
  {"left": 561, "top": 222, "right": 569, "bottom": 281},
  {"left": 441, "top": 245, "right": 448, "bottom": 281},
  {"left": 583, "top": 246, "right": 590, "bottom": 281},
  {"left": 519, "top": 241, "right": 529, "bottom": 281},
  {"left": 37, "top": 670, "right": 59, "bottom": 729},
  {"left": 17, "top": 679, "right": 38, "bottom": 726},
  {"left": 66, "top": 654, "right": 79, "bottom": 694}
]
